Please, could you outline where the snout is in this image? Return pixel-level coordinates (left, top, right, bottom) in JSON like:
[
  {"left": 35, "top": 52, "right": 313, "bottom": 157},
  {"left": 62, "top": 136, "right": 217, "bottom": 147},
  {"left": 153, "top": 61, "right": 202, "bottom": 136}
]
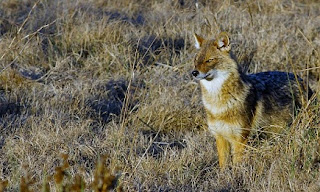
[
  {"left": 191, "top": 70, "right": 215, "bottom": 80},
  {"left": 191, "top": 70, "right": 199, "bottom": 77}
]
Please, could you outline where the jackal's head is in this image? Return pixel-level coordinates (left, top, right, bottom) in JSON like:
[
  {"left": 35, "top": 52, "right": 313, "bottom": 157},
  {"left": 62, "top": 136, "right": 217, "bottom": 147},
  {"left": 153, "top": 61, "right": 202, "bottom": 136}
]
[{"left": 192, "top": 32, "right": 236, "bottom": 81}]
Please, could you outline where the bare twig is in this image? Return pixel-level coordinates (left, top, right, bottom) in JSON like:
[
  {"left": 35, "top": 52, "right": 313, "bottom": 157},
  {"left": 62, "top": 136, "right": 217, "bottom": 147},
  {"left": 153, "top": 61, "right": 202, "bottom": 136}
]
[
  {"left": 154, "top": 62, "right": 179, "bottom": 71},
  {"left": 298, "top": 66, "right": 320, "bottom": 72}
]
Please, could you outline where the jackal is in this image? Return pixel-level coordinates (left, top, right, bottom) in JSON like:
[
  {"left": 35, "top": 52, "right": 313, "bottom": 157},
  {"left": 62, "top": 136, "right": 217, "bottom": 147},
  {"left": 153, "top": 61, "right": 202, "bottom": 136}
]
[{"left": 192, "top": 32, "right": 312, "bottom": 169}]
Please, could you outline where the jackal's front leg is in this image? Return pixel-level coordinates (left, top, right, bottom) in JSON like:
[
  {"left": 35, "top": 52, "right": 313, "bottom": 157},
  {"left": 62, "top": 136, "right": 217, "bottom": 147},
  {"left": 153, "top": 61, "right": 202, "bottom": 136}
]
[{"left": 215, "top": 135, "right": 231, "bottom": 169}]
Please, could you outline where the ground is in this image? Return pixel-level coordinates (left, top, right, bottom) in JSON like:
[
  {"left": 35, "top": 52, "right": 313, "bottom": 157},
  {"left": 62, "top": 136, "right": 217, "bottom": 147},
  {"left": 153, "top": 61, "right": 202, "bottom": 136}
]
[{"left": 0, "top": 0, "right": 319, "bottom": 191}]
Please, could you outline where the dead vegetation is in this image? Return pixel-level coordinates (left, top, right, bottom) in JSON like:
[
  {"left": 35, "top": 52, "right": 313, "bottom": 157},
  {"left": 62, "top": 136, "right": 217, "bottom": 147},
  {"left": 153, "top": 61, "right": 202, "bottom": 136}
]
[{"left": 0, "top": 0, "right": 319, "bottom": 191}]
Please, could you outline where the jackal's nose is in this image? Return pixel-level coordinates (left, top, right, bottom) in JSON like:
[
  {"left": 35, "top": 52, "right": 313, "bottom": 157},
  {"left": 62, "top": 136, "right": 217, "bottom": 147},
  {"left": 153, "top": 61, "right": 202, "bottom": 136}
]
[{"left": 192, "top": 70, "right": 199, "bottom": 77}]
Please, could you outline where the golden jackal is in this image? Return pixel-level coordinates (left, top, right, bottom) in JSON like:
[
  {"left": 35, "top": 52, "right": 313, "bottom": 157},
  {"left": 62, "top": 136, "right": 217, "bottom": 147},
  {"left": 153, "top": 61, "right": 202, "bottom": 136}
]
[{"left": 192, "top": 32, "right": 312, "bottom": 169}]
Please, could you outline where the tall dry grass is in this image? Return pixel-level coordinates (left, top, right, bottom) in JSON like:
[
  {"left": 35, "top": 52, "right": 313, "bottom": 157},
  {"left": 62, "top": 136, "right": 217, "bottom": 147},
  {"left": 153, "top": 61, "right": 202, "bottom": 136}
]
[{"left": 0, "top": 0, "right": 319, "bottom": 191}]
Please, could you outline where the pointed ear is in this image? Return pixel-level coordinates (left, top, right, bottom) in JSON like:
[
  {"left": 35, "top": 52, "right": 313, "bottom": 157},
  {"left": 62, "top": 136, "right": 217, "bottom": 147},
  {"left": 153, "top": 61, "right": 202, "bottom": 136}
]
[
  {"left": 194, "top": 33, "right": 204, "bottom": 49},
  {"left": 216, "top": 32, "right": 230, "bottom": 52}
]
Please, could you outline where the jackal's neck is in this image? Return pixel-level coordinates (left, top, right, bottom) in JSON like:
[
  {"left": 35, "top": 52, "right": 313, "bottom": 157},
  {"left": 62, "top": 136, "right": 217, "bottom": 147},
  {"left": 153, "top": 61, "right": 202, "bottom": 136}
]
[
  {"left": 200, "top": 68, "right": 248, "bottom": 107},
  {"left": 200, "top": 70, "right": 231, "bottom": 96}
]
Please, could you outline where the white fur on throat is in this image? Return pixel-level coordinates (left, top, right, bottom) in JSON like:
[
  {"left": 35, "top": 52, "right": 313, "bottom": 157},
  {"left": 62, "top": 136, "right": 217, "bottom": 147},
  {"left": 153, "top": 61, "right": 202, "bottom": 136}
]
[
  {"left": 200, "top": 70, "right": 229, "bottom": 96},
  {"left": 200, "top": 70, "right": 230, "bottom": 114}
]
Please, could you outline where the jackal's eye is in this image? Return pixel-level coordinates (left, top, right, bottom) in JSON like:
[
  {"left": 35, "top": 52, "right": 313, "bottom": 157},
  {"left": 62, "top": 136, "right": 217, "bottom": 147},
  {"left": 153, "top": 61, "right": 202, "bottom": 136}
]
[{"left": 205, "top": 59, "right": 213, "bottom": 63}]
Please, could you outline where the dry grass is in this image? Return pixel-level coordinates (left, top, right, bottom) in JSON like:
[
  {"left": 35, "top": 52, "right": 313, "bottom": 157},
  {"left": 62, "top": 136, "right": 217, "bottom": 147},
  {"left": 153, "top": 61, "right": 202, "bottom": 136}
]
[{"left": 0, "top": 0, "right": 319, "bottom": 191}]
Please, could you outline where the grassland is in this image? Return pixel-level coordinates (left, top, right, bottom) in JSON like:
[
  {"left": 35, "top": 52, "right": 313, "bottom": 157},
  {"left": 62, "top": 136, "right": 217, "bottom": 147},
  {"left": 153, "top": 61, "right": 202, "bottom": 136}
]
[{"left": 0, "top": 0, "right": 319, "bottom": 191}]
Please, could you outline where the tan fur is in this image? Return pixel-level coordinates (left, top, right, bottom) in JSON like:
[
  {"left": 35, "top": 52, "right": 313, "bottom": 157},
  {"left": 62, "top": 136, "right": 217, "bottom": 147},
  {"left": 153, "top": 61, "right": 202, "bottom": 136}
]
[{"left": 192, "top": 32, "right": 311, "bottom": 169}]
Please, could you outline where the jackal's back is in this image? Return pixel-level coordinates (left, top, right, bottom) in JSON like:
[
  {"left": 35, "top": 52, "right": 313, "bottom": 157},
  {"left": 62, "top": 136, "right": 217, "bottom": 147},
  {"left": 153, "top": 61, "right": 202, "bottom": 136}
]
[{"left": 245, "top": 71, "right": 312, "bottom": 132}]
